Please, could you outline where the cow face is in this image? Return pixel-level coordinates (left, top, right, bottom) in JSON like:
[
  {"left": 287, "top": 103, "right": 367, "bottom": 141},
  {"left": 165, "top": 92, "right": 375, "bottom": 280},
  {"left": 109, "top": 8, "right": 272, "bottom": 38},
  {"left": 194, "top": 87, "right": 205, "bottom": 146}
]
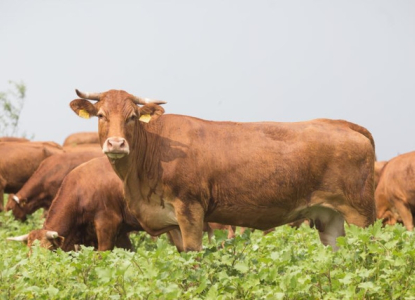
[
  {"left": 70, "top": 89, "right": 165, "bottom": 160},
  {"left": 5, "top": 194, "right": 28, "bottom": 221},
  {"left": 27, "top": 230, "right": 64, "bottom": 251}
]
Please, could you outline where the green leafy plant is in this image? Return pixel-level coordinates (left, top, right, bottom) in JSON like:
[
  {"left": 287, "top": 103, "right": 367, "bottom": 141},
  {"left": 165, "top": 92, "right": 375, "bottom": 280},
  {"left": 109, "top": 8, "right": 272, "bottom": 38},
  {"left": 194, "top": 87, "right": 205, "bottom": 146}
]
[
  {"left": 1, "top": 207, "right": 415, "bottom": 299},
  {"left": 0, "top": 80, "right": 30, "bottom": 138}
]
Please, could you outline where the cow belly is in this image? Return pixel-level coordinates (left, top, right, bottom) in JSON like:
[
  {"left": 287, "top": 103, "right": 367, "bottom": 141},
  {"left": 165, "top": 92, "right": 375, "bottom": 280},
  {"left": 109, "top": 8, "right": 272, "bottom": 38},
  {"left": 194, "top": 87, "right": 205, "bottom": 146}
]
[
  {"left": 205, "top": 205, "right": 297, "bottom": 230},
  {"left": 134, "top": 202, "right": 179, "bottom": 235}
]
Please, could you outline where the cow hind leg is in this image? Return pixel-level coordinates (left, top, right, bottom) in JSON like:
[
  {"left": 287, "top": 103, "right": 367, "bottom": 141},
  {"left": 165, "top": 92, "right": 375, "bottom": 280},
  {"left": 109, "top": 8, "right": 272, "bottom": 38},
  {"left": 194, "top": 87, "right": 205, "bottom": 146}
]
[
  {"left": 309, "top": 207, "right": 345, "bottom": 251},
  {"left": 393, "top": 198, "right": 413, "bottom": 231}
]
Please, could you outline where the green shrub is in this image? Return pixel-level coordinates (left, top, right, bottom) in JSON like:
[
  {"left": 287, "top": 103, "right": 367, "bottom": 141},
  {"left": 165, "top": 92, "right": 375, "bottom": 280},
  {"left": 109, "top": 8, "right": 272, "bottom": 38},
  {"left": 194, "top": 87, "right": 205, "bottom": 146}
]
[{"left": 1, "top": 204, "right": 415, "bottom": 299}]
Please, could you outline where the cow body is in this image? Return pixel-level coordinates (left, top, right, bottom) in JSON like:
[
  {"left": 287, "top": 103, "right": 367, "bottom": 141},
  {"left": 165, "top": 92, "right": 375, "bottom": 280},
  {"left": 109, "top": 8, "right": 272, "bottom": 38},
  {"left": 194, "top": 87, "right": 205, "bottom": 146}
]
[
  {"left": 375, "top": 151, "right": 415, "bottom": 230},
  {"left": 5, "top": 151, "right": 103, "bottom": 220},
  {"left": 14, "top": 157, "right": 142, "bottom": 251},
  {"left": 70, "top": 89, "right": 376, "bottom": 251},
  {"left": 0, "top": 141, "right": 63, "bottom": 211},
  {"left": 62, "top": 131, "right": 99, "bottom": 146}
]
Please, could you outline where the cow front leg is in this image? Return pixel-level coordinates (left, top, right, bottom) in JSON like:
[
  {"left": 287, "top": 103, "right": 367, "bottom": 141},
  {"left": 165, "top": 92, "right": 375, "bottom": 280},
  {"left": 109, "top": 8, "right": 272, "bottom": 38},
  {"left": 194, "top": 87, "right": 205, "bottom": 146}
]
[
  {"left": 95, "top": 214, "right": 121, "bottom": 251},
  {"left": 174, "top": 200, "right": 204, "bottom": 252}
]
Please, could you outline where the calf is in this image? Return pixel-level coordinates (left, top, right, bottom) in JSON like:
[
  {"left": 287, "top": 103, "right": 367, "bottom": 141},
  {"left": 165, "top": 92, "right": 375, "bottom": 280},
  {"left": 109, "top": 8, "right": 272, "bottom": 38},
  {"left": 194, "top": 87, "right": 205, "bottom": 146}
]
[{"left": 5, "top": 151, "right": 103, "bottom": 221}]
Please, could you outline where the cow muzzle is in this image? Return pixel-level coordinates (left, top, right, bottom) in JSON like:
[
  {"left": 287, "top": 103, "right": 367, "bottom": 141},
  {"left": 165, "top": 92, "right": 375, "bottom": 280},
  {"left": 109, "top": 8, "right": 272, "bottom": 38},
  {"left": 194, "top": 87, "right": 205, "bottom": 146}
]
[{"left": 103, "top": 137, "right": 130, "bottom": 159}]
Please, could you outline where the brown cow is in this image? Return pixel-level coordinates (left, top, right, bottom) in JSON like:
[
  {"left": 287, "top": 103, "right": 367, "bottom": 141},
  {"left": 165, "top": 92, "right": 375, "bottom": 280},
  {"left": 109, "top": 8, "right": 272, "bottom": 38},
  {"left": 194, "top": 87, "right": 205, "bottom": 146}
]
[
  {"left": 374, "top": 160, "right": 388, "bottom": 189},
  {"left": 0, "top": 141, "right": 63, "bottom": 211},
  {"left": 70, "top": 89, "right": 376, "bottom": 251},
  {"left": 62, "top": 131, "right": 99, "bottom": 146},
  {"left": 7, "top": 156, "right": 143, "bottom": 251},
  {"left": 5, "top": 151, "right": 104, "bottom": 221},
  {"left": 375, "top": 152, "right": 415, "bottom": 230},
  {"left": 0, "top": 137, "right": 29, "bottom": 143},
  {"left": 63, "top": 143, "right": 103, "bottom": 154}
]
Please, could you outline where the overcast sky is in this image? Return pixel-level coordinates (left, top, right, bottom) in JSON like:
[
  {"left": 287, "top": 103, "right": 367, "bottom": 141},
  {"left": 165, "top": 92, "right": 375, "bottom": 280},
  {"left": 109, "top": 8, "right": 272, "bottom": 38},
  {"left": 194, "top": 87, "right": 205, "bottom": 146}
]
[{"left": 1, "top": 1, "right": 414, "bottom": 161}]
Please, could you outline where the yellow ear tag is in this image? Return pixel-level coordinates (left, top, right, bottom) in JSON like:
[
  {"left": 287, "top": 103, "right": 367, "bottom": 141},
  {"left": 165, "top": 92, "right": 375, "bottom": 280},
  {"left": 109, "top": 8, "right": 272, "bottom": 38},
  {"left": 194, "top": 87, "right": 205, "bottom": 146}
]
[
  {"left": 78, "top": 109, "right": 90, "bottom": 119},
  {"left": 139, "top": 114, "right": 151, "bottom": 123}
]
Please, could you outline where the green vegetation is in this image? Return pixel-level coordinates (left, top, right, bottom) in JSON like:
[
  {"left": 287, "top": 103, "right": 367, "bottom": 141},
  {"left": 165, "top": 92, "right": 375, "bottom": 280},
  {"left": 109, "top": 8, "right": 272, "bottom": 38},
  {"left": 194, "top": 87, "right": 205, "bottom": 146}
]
[
  {"left": 0, "top": 80, "right": 29, "bottom": 138},
  {"left": 1, "top": 207, "right": 415, "bottom": 299}
]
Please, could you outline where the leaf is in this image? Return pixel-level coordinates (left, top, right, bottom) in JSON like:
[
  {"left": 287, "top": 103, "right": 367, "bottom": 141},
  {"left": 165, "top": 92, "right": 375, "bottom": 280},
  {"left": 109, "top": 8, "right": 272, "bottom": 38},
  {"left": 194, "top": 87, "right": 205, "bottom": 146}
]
[{"left": 234, "top": 261, "right": 249, "bottom": 273}]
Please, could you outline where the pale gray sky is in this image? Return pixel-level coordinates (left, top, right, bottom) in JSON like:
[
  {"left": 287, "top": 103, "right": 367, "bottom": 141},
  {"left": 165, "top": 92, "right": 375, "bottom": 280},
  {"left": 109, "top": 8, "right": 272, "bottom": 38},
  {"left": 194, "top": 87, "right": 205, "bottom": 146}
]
[{"left": 1, "top": 1, "right": 414, "bottom": 161}]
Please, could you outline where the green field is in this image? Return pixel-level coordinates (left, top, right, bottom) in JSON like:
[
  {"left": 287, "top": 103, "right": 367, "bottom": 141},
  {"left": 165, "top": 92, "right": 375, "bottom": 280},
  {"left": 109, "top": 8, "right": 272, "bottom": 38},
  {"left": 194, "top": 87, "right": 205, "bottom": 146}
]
[{"left": 1, "top": 195, "right": 415, "bottom": 299}]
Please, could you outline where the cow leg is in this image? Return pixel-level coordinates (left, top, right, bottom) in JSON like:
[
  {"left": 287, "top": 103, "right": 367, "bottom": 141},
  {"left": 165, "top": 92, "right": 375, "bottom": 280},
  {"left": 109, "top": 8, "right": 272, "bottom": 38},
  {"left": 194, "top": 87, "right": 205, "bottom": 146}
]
[
  {"left": 0, "top": 176, "right": 5, "bottom": 212},
  {"left": 311, "top": 208, "right": 345, "bottom": 251},
  {"left": 95, "top": 215, "right": 121, "bottom": 251},
  {"left": 393, "top": 198, "right": 413, "bottom": 231},
  {"left": 174, "top": 201, "right": 204, "bottom": 252},
  {"left": 0, "top": 189, "right": 4, "bottom": 212}
]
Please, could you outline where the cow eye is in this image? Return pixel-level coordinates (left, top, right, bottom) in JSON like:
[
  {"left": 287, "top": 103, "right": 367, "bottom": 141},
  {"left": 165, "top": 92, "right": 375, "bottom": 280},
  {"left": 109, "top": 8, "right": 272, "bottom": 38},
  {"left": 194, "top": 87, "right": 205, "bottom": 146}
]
[
  {"left": 127, "top": 115, "right": 137, "bottom": 123},
  {"left": 97, "top": 113, "right": 105, "bottom": 120}
]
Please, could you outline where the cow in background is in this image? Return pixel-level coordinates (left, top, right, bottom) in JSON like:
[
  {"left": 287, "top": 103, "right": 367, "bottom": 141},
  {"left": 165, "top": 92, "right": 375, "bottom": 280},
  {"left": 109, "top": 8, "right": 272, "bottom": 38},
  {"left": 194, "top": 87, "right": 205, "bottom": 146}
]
[
  {"left": 7, "top": 157, "right": 143, "bottom": 251},
  {"left": 69, "top": 89, "right": 376, "bottom": 252},
  {"left": 374, "top": 160, "right": 388, "bottom": 189},
  {"left": 375, "top": 151, "right": 415, "bottom": 230},
  {"left": 5, "top": 151, "right": 103, "bottom": 221},
  {"left": 63, "top": 143, "right": 102, "bottom": 154},
  {"left": 0, "top": 137, "right": 29, "bottom": 143},
  {"left": 62, "top": 131, "right": 99, "bottom": 146},
  {"left": 0, "top": 141, "right": 63, "bottom": 211}
]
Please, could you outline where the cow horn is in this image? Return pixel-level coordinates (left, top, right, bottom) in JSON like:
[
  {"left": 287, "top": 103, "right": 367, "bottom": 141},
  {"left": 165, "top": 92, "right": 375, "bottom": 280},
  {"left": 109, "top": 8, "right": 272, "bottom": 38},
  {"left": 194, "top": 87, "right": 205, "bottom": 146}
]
[
  {"left": 12, "top": 195, "right": 20, "bottom": 204},
  {"left": 130, "top": 95, "right": 167, "bottom": 105},
  {"left": 46, "top": 231, "right": 59, "bottom": 239},
  {"left": 7, "top": 234, "right": 29, "bottom": 242},
  {"left": 75, "top": 89, "right": 101, "bottom": 101}
]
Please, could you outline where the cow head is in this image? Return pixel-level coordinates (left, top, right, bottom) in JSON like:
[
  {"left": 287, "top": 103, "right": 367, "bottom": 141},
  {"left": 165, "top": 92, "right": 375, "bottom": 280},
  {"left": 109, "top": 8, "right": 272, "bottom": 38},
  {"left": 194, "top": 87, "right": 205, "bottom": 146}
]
[
  {"left": 70, "top": 89, "right": 166, "bottom": 160},
  {"left": 5, "top": 194, "right": 28, "bottom": 221},
  {"left": 7, "top": 230, "right": 64, "bottom": 252}
]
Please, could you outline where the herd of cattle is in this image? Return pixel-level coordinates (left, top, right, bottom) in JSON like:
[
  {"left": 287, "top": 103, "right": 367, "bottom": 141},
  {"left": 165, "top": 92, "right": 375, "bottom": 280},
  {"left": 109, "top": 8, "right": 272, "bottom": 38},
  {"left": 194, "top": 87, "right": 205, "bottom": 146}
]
[{"left": 1, "top": 88, "right": 414, "bottom": 253}]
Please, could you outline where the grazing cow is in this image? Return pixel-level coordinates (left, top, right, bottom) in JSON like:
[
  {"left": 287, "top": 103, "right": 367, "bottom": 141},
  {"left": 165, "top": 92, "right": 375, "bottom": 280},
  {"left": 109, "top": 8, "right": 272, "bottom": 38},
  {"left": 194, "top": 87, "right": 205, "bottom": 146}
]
[
  {"left": 5, "top": 151, "right": 103, "bottom": 221},
  {"left": 375, "top": 152, "right": 415, "bottom": 230},
  {"left": 69, "top": 89, "right": 376, "bottom": 251},
  {"left": 62, "top": 131, "right": 99, "bottom": 146},
  {"left": 7, "top": 157, "right": 143, "bottom": 251},
  {"left": 0, "top": 137, "right": 29, "bottom": 143},
  {"left": 0, "top": 141, "right": 63, "bottom": 212}
]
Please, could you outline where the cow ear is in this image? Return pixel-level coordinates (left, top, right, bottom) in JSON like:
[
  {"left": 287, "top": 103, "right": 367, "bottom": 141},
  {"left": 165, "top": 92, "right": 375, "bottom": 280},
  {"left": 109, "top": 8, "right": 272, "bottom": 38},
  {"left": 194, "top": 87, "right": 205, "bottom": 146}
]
[
  {"left": 138, "top": 104, "right": 165, "bottom": 123},
  {"left": 51, "top": 236, "right": 65, "bottom": 249},
  {"left": 19, "top": 198, "right": 28, "bottom": 207},
  {"left": 70, "top": 99, "right": 98, "bottom": 119}
]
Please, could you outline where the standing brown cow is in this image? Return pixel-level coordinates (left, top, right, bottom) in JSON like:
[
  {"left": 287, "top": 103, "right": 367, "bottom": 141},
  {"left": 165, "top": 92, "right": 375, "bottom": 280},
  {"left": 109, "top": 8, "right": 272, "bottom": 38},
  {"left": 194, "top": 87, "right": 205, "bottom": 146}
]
[
  {"left": 5, "top": 151, "right": 103, "bottom": 221},
  {"left": 70, "top": 89, "right": 375, "bottom": 252},
  {"left": 0, "top": 141, "right": 63, "bottom": 211},
  {"left": 7, "top": 157, "right": 143, "bottom": 251},
  {"left": 375, "top": 152, "right": 415, "bottom": 230}
]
